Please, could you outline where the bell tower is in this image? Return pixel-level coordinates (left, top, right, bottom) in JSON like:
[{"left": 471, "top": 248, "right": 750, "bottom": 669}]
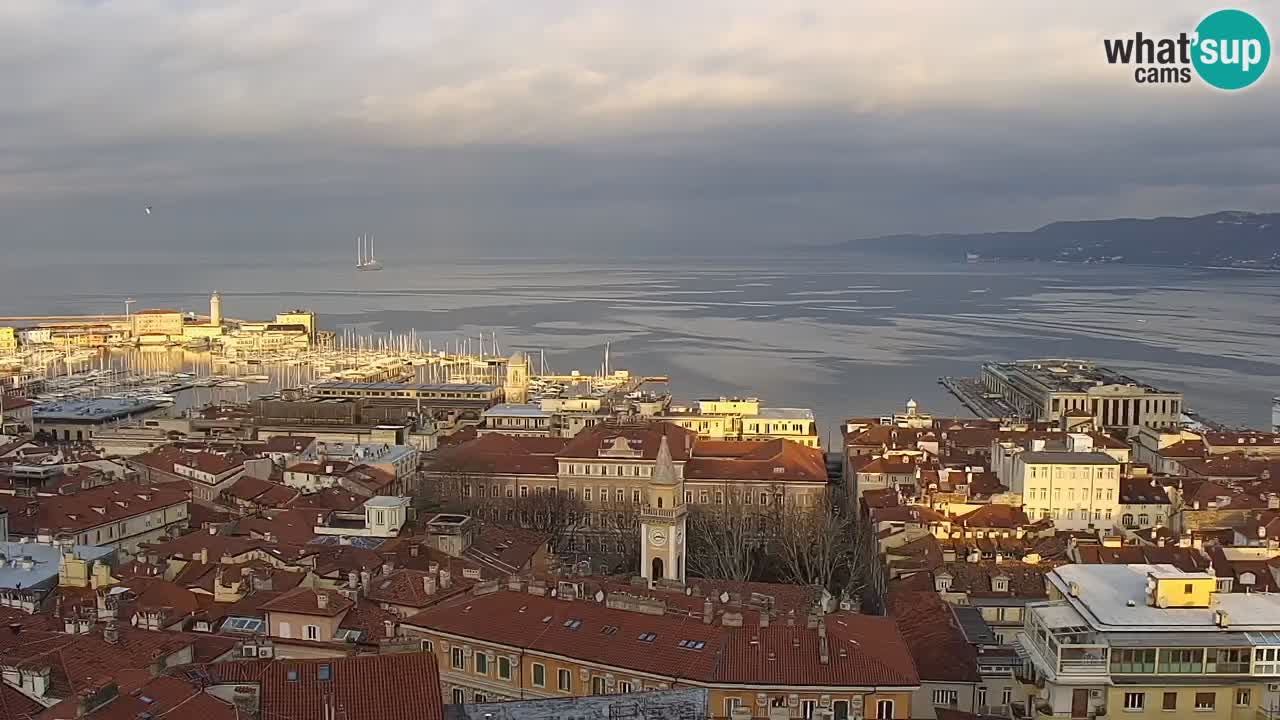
[
  {"left": 640, "top": 433, "right": 686, "bottom": 584},
  {"left": 503, "top": 352, "right": 529, "bottom": 404}
]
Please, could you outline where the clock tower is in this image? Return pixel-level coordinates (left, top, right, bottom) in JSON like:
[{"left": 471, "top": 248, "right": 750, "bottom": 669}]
[{"left": 640, "top": 433, "right": 686, "bottom": 584}]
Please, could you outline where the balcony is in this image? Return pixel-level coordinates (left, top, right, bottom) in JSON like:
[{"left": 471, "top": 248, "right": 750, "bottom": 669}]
[{"left": 1016, "top": 632, "right": 1108, "bottom": 679}]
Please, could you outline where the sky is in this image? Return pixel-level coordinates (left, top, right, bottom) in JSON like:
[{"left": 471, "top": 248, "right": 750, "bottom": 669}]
[{"left": 1, "top": 0, "right": 1278, "bottom": 256}]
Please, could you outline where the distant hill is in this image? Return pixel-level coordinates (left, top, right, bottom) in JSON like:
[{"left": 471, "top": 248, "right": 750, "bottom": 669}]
[{"left": 845, "top": 210, "right": 1280, "bottom": 268}]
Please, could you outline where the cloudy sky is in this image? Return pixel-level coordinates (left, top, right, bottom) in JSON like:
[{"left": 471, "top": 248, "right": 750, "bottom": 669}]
[{"left": 2, "top": 0, "right": 1278, "bottom": 256}]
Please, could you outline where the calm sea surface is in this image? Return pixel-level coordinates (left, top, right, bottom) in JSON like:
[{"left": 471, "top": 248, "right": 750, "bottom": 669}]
[{"left": 3, "top": 250, "right": 1278, "bottom": 433}]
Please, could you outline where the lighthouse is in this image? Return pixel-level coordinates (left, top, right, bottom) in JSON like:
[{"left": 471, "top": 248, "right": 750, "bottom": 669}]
[{"left": 210, "top": 291, "right": 222, "bottom": 327}]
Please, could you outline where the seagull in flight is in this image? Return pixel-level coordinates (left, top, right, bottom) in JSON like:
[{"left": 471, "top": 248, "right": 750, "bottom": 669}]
[{"left": 144, "top": 206, "right": 153, "bottom": 215}]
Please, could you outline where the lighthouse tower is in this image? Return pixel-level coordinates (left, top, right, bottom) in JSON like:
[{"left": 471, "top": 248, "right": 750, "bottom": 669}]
[{"left": 209, "top": 291, "right": 222, "bottom": 327}]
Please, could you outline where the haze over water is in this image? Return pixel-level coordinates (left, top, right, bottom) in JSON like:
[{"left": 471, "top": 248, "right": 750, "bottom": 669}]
[{"left": 3, "top": 249, "right": 1278, "bottom": 433}]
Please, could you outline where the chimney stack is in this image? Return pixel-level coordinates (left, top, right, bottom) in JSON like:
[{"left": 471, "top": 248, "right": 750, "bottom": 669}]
[
  {"left": 317, "top": 592, "right": 330, "bottom": 609},
  {"left": 702, "top": 599, "right": 714, "bottom": 624},
  {"left": 423, "top": 574, "right": 437, "bottom": 596},
  {"left": 102, "top": 621, "right": 119, "bottom": 645},
  {"left": 439, "top": 568, "right": 452, "bottom": 590}
]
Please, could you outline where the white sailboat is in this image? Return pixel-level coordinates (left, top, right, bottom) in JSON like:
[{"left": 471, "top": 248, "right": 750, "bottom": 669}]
[{"left": 356, "top": 233, "right": 383, "bottom": 271}]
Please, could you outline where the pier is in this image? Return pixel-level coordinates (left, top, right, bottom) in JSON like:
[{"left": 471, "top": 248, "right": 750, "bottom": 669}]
[{"left": 938, "top": 376, "right": 1019, "bottom": 419}]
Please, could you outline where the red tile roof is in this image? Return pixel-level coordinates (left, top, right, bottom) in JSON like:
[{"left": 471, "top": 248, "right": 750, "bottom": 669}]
[
  {"left": 1119, "top": 477, "right": 1171, "bottom": 505},
  {"left": 955, "top": 504, "right": 1029, "bottom": 529},
  {"left": 404, "top": 589, "right": 917, "bottom": 688},
  {"left": 6, "top": 626, "right": 193, "bottom": 699},
  {"left": 189, "top": 653, "right": 444, "bottom": 720},
  {"left": 1075, "top": 544, "right": 1207, "bottom": 573},
  {"left": 685, "top": 439, "right": 827, "bottom": 483},
  {"left": 886, "top": 589, "right": 980, "bottom": 683},
  {"left": 558, "top": 422, "right": 696, "bottom": 461},
  {"left": 261, "top": 587, "right": 354, "bottom": 618},
  {"left": 0, "top": 484, "right": 187, "bottom": 537},
  {"left": 223, "top": 475, "right": 300, "bottom": 507},
  {"left": 429, "top": 433, "right": 561, "bottom": 476}
]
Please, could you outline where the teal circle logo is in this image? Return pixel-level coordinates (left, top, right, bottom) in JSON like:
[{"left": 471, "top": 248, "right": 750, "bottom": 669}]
[{"left": 1192, "top": 9, "right": 1270, "bottom": 90}]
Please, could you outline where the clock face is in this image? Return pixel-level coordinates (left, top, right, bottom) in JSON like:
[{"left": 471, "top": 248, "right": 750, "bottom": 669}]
[{"left": 649, "top": 529, "right": 667, "bottom": 547}]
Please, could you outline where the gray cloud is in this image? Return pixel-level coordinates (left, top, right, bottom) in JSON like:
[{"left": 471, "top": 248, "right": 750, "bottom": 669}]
[{"left": 1, "top": 0, "right": 1278, "bottom": 255}]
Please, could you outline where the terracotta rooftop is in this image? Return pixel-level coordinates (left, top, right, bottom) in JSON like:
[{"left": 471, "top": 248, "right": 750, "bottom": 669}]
[
  {"left": 886, "top": 589, "right": 980, "bottom": 683},
  {"left": 558, "top": 422, "right": 697, "bottom": 461},
  {"left": 404, "top": 589, "right": 918, "bottom": 688},
  {"left": 0, "top": 483, "right": 187, "bottom": 537},
  {"left": 6, "top": 626, "right": 193, "bottom": 700},
  {"left": 261, "top": 587, "right": 354, "bottom": 618},
  {"left": 185, "top": 653, "right": 444, "bottom": 720},
  {"left": 1119, "top": 477, "right": 1171, "bottom": 505},
  {"left": 955, "top": 504, "right": 1029, "bottom": 529},
  {"left": 685, "top": 439, "right": 827, "bottom": 483},
  {"left": 932, "top": 561, "right": 1051, "bottom": 599},
  {"left": 1075, "top": 544, "right": 1207, "bottom": 573}
]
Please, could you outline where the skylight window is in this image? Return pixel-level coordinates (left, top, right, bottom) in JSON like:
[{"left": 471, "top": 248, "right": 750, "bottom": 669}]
[
  {"left": 637, "top": 632, "right": 657, "bottom": 643},
  {"left": 563, "top": 618, "right": 583, "bottom": 630}
]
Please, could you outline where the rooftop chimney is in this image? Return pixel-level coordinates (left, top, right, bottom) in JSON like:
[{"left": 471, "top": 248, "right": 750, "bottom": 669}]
[
  {"left": 103, "top": 621, "right": 119, "bottom": 645},
  {"left": 317, "top": 592, "right": 330, "bottom": 609},
  {"left": 440, "top": 568, "right": 452, "bottom": 589},
  {"left": 702, "top": 599, "right": 714, "bottom": 624},
  {"left": 423, "top": 574, "right": 437, "bottom": 596}
]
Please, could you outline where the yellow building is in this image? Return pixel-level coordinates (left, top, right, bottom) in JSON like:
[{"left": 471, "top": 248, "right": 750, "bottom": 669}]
[
  {"left": 131, "top": 309, "right": 184, "bottom": 340},
  {"left": 1018, "top": 564, "right": 1280, "bottom": 720},
  {"left": 275, "top": 309, "right": 316, "bottom": 338},
  {"left": 658, "top": 399, "right": 822, "bottom": 449},
  {"left": 0, "top": 327, "right": 16, "bottom": 354}
]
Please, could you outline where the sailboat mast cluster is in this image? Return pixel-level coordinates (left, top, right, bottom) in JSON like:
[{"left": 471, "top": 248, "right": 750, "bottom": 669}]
[{"left": 356, "top": 233, "right": 383, "bottom": 271}]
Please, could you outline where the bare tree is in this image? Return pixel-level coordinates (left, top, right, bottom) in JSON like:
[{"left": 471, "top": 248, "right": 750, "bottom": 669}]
[
  {"left": 686, "top": 483, "right": 760, "bottom": 582},
  {"left": 517, "top": 489, "right": 584, "bottom": 552},
  {"left": 598, "top": 501, "right": 643, "bottom": 574},
  {"left": 772, "top": 487, "right": 863, "bottom": 596}
]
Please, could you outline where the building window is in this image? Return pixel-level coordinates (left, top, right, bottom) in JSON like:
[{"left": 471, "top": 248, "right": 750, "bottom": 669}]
[
  {"left": 1158, "top": 648, "right": 1203, "bottom": 674},
  {"left": 1111, "top": 649, "right": 1156, "bottom": 674},
  {"left": 932, "top": 690, "right": 958, "bottom": 706},
  {"left": 1236, "top": 690, "right": 1251, "bottom": 707},
  {"left": 876, "top": 700, "right": 894, "bottom": 719},
  {"left": 451, "top": 648, "right": 465, "bottom": 670},
  {"left": 592, "top": 677, "right": 606, "bottom": 695},
  {"left": 584, "top": 488, "right": 592, "bottom": 502},
  {"left": 532, "top": 663, "right": 546, "bottom": 687},
  {"left": 1124, "top": 693, "right": 1145, "bottom": 711},
  {"left": 685, "top": 491, "right": 692, "bottom": 503},
  {"left": 977, "top": 688, "right": 987, "bottom": 707},
  {"left": 619, "top": 681, "right": 634, "bottom": 693},
  {"left": 498, "top": 657, "right": 512, "bottom": 680},
  {"left": 833, "top": 701, "right": 850, "bottom": 720},
  {"left": 726, "top": 698, "right": 742, "bottom": 718},
  {"left": 802, "top": 700, "right": 818, "bottom": 718},
  {"left": 475, "top": 653, "right": 488, "bottom": 675},
  {"left": 1163, "top": 692, "right": 1177, "bottom": 711},
  {"left": 1001, "top": 689, "right": 1012, "bottom": 706},
  {"left": 305, "top": 625, "right": 320, "bottom": 640},
  {"left": 558, "top": 668, "right": 572, "bottom": 692},
  {"left": 1208, "top": 648, "right": 1250, "bottom": 673},
  {"left": 452, "top": 688, "right": 465, "bottom": 704},
  {"left": 1194, "top": 693, "right": 1215, "bottom": 710},
  {"left": 474, "top": 693, "right": 485, "bottom": 703}
]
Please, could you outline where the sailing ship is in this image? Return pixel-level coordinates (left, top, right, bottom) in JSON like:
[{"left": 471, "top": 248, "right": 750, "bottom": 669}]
[{"left": 356, "top": 233, "right": 383, "bottom": 271}]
